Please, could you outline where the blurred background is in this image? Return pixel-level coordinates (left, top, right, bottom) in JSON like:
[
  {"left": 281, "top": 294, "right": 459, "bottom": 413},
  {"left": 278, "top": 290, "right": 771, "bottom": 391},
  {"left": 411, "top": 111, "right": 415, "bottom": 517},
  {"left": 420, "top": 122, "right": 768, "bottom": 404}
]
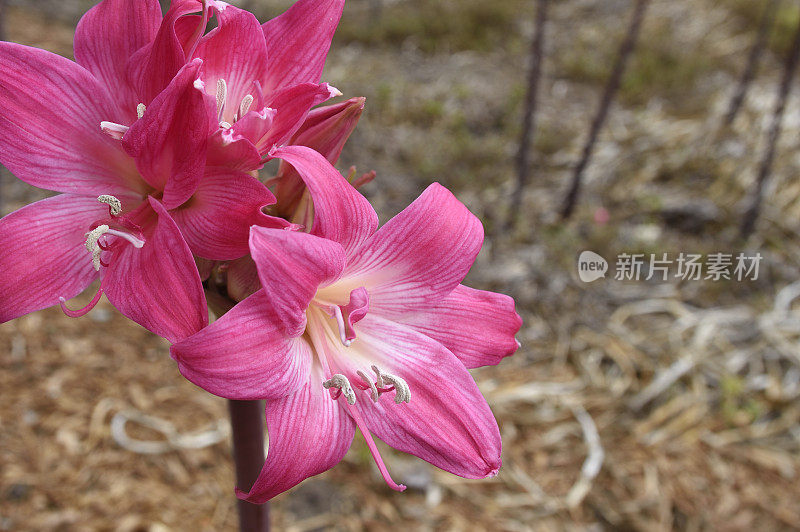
[{"left": 2, "top": 0, "right": 800, "bottom": 529}]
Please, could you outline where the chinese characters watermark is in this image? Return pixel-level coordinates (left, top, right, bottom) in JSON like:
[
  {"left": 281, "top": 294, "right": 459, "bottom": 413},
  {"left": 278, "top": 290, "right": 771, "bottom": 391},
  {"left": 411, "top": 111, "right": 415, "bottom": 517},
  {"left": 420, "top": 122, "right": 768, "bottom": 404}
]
[{"left": 578, "top": 252, "right": 762, "bottom": 282}]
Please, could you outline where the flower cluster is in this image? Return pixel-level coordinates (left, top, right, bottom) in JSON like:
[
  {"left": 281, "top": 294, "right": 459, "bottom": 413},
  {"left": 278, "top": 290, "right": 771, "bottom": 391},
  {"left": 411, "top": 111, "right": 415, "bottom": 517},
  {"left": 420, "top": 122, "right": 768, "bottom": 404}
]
[{"left": 0, "top": 0, "right": 522, "bottom": 502}]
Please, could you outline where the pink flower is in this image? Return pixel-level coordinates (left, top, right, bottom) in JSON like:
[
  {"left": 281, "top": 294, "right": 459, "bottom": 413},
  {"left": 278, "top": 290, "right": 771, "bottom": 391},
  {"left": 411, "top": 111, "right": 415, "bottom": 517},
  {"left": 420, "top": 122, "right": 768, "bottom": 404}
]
[
  {"left": 171, "top": 147, "right": 522, "bottom": 501},
  {"left": 115, "top": 0, "right": 346, "bottom": 171},
  {"left": 0, "top": 10, "right": 286, "bottom": 339}
]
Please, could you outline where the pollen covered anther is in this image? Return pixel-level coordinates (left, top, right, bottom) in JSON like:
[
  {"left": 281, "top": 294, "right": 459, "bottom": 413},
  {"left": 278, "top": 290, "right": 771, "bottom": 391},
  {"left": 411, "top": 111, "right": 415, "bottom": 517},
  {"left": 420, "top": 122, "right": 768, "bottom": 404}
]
[
  {"left": 357, "top": 370, "right": 379, "bottom": 402},
  {"left": 370, "top": 365, "right": 410, "bottom": 404},
  {"left": 97, "top": 194, "right": 122, "bottom": 216},
  {"left": 323, "top": 374, "right": 356, "bottom": 405}
]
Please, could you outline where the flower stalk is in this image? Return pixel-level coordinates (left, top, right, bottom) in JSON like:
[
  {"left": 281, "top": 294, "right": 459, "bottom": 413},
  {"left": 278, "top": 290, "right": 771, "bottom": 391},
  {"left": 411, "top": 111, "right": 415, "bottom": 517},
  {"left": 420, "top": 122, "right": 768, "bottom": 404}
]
[{"left": 228, "top": 399, "right": 270, "bottom": 532}]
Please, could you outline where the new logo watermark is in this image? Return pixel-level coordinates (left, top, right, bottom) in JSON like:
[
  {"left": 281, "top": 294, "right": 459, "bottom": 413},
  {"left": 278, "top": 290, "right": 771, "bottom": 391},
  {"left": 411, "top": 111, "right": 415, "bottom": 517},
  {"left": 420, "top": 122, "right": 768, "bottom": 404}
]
[{"left": 577, "top": 251, "right": 608, "bottom": 282}]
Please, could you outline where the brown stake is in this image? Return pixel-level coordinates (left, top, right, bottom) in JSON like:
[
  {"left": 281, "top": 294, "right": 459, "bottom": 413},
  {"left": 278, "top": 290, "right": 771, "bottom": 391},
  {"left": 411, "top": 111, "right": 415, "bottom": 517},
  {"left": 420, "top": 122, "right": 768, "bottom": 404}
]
[
  {"left": 740, "top": 4, "right": 800, "bottom": 238},
  {"left": 507, "top": 0, "right": 549, "bottom": 231},
  {"left": 724, "top": 0, "right": 780, "bottom": 126},
  {"left": 228, "top": 399, "right": 269, "bottom": 532},
  {"left": 560, "top": 0, "right": 650, "bottom": 220}
]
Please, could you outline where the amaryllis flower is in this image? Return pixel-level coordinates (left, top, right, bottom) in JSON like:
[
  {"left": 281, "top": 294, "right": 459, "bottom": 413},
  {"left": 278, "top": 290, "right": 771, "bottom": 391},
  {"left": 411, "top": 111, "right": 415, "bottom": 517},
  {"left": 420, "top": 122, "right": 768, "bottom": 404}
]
[
  {"left": 0, "top": 35, "right": 283, "bottom": 340},
  {"left": 121, "top": 0, "right": 346, "bottom": 171},
  {"left": 171, "top": 147, "right": 522, "bottom": 501}
]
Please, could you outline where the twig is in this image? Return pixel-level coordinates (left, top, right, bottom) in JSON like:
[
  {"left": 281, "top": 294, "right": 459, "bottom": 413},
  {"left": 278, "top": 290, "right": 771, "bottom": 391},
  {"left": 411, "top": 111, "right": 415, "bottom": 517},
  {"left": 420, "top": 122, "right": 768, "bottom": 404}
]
[
  {"left": 507, "top": 0, "right": 549, "bottom": 230},
  {"left": 560, "top": 0, "right": 650, "bottom": 220},
  {"left": 565, "top": 405, "right": 604, "bottom": 508},
  {"left": 724, "top": 0, "right": 780, "bottom": 126},
  {"left": 741, "top": 5, "right": 800, "bottom": 237}
]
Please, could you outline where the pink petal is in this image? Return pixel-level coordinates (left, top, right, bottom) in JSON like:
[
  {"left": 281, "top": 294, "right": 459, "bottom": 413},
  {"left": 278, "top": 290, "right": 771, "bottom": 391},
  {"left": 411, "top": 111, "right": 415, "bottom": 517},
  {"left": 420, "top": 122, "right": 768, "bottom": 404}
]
[
  {"left": 344, "top": 183, "right": 483, "bottom": 318},
  {"left": 73, "top": 0, "right": 162, "bottom": 121},
  {"left": 274, "top": 97, "right": 365, "bottom": 215},
  {"left": 128, "top": 0, "right": 207, "bottom": 104},
  {"left": 206, "top": 108, "right": 276, "bottom": 171},
  {"left": 257, "top": 83, "right": 339, "bottom": 152},
  {"left": 249, "top": 226, "right": 346, "bottom": 337},
  {"left": 227, "top": 255, "right": 261, "bottom": 302},
  {"left": 269, "top": 146, "right": 378, "bottom": 255},
  {"left": 171, "top": 290, "right": 312, "bottom": 400},
  {"left": 398, "top": 285, "right": 522, "bottom": 369},
  {"left": 193, "top": 5, "right": 267, "bottom": 126},
  {"left": 260, "top": 0, "right": 345, "bottom": 94},
  {"left": 123, "top": 60, "right": 213, "bottom": 209},
  {"left": 236, "top": 364, "right": 356, "bottom": 503},
  {"left": 0, "top": 194, "right": 108, "bottom": 322},
  {"left": 102, "top": 197, "right": 208, "bottom": 343},
  {"left": 347, "top": 315, "right": 502, "bottom": 478},
  {"left": 0, "top": 43, "right": 143, "bottom": 196},
  {"left": 170, "top": 167, "right": 287, "bottom": 260}
]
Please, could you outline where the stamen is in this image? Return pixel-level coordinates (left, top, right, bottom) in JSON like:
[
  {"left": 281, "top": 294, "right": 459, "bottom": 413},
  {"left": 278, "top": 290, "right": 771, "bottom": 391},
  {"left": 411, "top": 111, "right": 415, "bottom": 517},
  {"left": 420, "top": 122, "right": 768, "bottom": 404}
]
[
  {"left": 371, "top": 365, "right": 410, "bottom": 404},
  {"left": 219, "top": 121, "right": 232, "bottom": 129},
  {"left": 136, "top": 103, "right": 146, "bottom": 119},
  {"left": 84, "top": 224, "right": 145, "bottom": 271},
  {"left": 344, "top": 401, "right": 406, "bottom": 492},
  {"left": 216, "top": 78, "right": 227, "bottom": 122},
  {"left": 97, "top": 195, "right": 122, "bottom": 216},
  {"left": 332, "top": 306, "right": 353, "bottom": 347},
  {"left": 59, "top": 287, "right": 103, "bottom": 318},
  {"left": 323, "top": 374, "right": 356, "bottom": 405},
  {"left": 100, "top": 121, "right": 129, "bottom": 140},
  {"left": 239, "top": 94, "right": 254, "bottom": 118},
  {"left": 357, "top": 370, "right": 379, "bottom": 402}
]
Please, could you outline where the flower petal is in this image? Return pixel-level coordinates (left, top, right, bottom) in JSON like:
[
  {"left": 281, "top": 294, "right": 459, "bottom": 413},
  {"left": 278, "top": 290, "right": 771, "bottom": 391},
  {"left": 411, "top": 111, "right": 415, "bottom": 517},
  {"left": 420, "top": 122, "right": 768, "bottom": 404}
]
[
  {"left": 227, "top": 255, "right": 261, "bottom": 302},
  {"left": 0, "top": 194, "right": 109, "bottom": 322},
  {"left": 0, "top": 42, "right": 142, "bottom": 196},
  {"left": 193, "top": 5, "right": 267, "bottom": 125},
  {"left": 128, "top": 0, "right": 206, "bottom": 104},
  {"left": 257, "top": 83, "right": 339, "bottom": 152},
  {"left": 343, "top": 183, "right": 483, "bottom": 318},
  {"left": 269, "top": 145, "right": 378, "bottom": 255},
  {"left": 123, "top": 60, "right": 213, "bottom": 209},
  {"left": 260, "top": 0, "right": 345, "bottom": 94},
  {"left": 397, "top": 285, "right": 522, "bottom": 369},
  {"left": 274, "top": 97, "right": 365, "bottom": 216},
  {"left": 249, "top": 226, "right": 346, "bottom": 337},
  {"left": 347, "top": 315, "right": 502, "bottom": 478},
  {"left": 171, "top": 290, "right": 312, "bottom": 400},
  {"left": 170, "top": 167, "right": 287, "bottom": 260},
  {"left": 236, "top": 364, "right": 356, "bottom": 503},
  {"left": 102, "top": 197, "right": 208, "bottom": 343},
  {"left": 73, "top": 0, "right": 162, "bottom": 121}
]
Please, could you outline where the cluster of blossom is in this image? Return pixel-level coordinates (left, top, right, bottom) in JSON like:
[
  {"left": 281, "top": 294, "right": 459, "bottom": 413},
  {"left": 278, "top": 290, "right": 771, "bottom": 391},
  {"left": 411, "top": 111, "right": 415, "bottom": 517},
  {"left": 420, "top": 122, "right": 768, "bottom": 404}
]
[{"left": 0, "top": 0, "right": 522, "bottom": 502}]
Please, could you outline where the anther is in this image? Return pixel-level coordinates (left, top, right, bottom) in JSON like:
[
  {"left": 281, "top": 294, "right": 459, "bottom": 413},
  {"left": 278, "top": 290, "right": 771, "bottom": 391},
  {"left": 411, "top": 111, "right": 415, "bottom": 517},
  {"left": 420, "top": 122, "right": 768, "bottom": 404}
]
[
  {"left": 136, "top": 103, "right": 146, "bottom": 119},
  {"left": 371, "top": 365, "right": 410, "bottom": 404},
  {"left": 357, "top": 370, "right": 379, "bottom": 402},
  {"left": 239, "top": 94, "right": 254, "bottom": 118},
  {"left": 216, "top": 78, "right": 227, "bottom": 121},
  {"left": 97, "top": 195, "right": 121, "bottom": 216},
  {"left": 323, "top": 374, "right": 356, "bottom": 405},
  {"left": 85, "top": 225, "right": 110, "bottom": 271}
]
